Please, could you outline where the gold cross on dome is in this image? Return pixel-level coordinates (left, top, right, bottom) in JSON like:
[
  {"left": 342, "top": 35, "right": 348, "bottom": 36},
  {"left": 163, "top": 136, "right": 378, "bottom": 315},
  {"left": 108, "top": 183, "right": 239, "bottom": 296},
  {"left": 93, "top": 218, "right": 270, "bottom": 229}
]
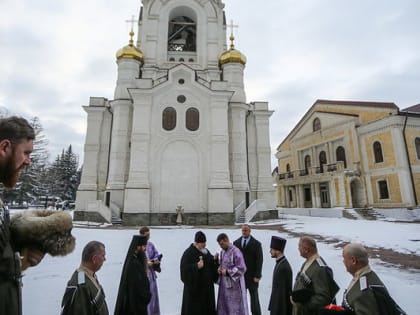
[
  {"left": 125, "top": 15, "right": 137, "bottom": 31},
  {"left": 228, "top": 19, "right": 238, "bottom": 37}
]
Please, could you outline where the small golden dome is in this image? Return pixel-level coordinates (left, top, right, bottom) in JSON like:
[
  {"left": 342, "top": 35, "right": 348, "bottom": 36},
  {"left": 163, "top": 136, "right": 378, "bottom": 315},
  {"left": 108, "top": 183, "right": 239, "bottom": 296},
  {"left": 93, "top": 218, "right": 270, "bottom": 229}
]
[
  {"left": 219, "top": 35, "right": 247, "bottom": 66},
  {"left": 116, "top": 30, "right": 144, "bottom": 62}
]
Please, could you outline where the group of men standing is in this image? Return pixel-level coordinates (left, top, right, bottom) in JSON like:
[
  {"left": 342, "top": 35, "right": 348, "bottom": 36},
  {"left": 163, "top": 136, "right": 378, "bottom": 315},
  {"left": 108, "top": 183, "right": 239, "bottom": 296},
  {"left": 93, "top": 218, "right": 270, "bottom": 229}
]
[
  {"left": 179, "top": 224, "right": 403, "bottom": 315},
  {"left": 0, "top": 115, "right": 405, "bottom": 315}
]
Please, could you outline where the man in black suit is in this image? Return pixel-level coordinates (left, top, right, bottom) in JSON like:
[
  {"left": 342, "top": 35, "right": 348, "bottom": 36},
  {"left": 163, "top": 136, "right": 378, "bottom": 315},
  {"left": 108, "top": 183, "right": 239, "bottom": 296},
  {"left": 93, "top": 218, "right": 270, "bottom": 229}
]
[{"left": 233, "top": 224, "right": 263, "bottom": 315}]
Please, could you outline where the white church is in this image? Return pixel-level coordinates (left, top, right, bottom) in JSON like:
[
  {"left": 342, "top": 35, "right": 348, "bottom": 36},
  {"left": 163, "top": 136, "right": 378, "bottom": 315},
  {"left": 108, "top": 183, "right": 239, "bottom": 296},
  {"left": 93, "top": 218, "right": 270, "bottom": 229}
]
[{"left": 75, "top": 0, "right": 275, "bottom": 225}]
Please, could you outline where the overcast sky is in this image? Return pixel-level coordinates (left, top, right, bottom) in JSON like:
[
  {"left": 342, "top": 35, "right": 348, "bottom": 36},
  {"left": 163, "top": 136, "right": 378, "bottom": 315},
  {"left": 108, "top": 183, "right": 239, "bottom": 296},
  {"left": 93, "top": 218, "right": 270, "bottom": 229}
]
[{"left": 1, "top": 0, "right": 419, "bottom": 167}]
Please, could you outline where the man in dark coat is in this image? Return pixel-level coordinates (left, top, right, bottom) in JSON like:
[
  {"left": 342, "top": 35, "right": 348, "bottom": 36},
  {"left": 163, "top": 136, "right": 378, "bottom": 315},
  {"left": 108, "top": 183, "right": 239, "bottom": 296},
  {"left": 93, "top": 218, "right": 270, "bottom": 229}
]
[
  {"left": 60, "top": 241, "right": 109, "bottom": 315},
  {"left": 268, "top": 236, "right": 293, "bottom": 315},
  {"left": 233, "top": 224, "right": 263, "bottom": 315},
  {"left": 291, "top": 236, "right": 339, "bottom": 315},
  {"left": 115, "top": 235, "right": 151, "bottom": 315},
  {"left": 0, "top": 116, "right": 45, "bottom": 315},
  {"left": 180, "top": 231, "right": 218, "bottom": 315}
]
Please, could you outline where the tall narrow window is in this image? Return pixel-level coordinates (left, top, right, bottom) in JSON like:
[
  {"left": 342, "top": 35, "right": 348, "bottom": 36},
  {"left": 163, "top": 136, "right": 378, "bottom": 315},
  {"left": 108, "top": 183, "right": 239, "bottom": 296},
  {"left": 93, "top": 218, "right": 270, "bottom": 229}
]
[
  {"left": 336, "top": 146, "right": 347, "bottom": 168},
  {"left": 304, "top": 155, "right": 311, "bottom": 174},
  {"left": 373, "top": 141, "right": 384, "bottom": 163},
  {"left": 286, "top": 163, "right": 291, "bottom": 173},
  {"left": 378, "top": 180, "right": 389, "bottom": 199},
  {"left": 416, "top": 137, "right": 420, "bottom": 159},
  {"left": 168, "top": 16, "right": 196, "bottom": 52},
  {"left": 162, "top": 107, "right": 177, "bottom": 131},
  {"left": 319, "top": 151, "right": 327, "bottom": 173},
  {"left": 186, "top": 107, "right": 199, "bottom": 131},
  {"left": 313, "top": 118, "right": 321, "bottom": 132}
]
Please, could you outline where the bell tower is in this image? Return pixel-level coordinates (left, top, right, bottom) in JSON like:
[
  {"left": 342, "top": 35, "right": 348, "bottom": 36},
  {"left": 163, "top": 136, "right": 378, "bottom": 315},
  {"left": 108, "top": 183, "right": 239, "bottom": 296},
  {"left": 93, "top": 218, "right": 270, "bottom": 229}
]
[{"left": 137, "top": 0, "right": 226, "bottom": 71}]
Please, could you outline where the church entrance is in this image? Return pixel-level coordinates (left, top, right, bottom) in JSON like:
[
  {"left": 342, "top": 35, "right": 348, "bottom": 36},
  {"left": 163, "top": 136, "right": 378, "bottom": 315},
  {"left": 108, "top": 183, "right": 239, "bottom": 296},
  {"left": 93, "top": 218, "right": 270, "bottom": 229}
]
[{"left": 154, "top": 141, "right": 202, "bottom": 213}]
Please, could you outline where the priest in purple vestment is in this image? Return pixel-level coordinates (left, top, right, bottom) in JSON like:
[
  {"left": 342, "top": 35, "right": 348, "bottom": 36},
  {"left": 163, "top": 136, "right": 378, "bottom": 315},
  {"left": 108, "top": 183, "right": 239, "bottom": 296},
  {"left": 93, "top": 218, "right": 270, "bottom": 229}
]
[
  {"left": 216, "top": 233, "right": 249, "bottom": 315},
  {"left": 140, "top": 227, "right": 161, "bottom": 315}
]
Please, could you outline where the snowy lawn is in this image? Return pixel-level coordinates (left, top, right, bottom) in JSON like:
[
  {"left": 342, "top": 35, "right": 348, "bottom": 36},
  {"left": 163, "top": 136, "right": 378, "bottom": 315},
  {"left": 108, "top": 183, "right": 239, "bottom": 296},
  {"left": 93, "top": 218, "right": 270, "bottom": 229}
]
[{"left": 22, "top": 215, "right": 420, "bottom": 315}]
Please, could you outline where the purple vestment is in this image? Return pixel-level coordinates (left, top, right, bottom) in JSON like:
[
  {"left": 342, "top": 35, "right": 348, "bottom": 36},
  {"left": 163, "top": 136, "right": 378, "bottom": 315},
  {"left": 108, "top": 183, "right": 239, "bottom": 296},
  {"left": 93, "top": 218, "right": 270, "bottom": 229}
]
[
  {"left": 217, "top": 244, "right": 249, "bottom": 315},
  {"left": 146, "top": 240, "right": 160, "bottom": 315}
]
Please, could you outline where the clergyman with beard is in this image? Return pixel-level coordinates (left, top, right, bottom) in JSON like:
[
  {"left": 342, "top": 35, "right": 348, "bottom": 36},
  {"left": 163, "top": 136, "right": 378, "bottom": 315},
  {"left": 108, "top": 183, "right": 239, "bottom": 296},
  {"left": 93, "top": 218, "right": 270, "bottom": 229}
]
[
  {"left": 180, "top": 231, "right": 219, "bottom": 315},
  {"left": 0, "top": 116, "right": 45, "bottom": 315}
]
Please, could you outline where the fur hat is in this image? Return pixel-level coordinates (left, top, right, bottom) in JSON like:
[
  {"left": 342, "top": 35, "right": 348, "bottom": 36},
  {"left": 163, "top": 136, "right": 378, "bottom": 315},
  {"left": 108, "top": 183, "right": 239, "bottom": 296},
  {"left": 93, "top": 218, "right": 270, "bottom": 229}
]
[{"left": 10, "top": 210, "right": 75, "bottom": 257}]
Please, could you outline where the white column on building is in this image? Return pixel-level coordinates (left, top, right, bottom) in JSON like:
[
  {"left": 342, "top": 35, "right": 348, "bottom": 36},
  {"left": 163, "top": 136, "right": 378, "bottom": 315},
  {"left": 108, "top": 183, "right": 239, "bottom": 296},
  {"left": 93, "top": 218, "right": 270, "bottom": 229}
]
[
  {"left": 314, "top": 182, "right": 321, "bottom": 207},
  {"left": 76, "top": 99, "right": 110, "bottom": 211},
  {"left": 222, "top": 61, "right": 249, "bottom": 206},
  {"left": 124, "top": 91, "right": 153, "bottom": 213},
  {"left": 252, "top": 102, "right": 275, "bottom": 208},
  {"left": 392, "top": 125, "right": 416, "bottom": 206},
  {"left": 207, "top": 98, "right": 233, "bottom": 213}
]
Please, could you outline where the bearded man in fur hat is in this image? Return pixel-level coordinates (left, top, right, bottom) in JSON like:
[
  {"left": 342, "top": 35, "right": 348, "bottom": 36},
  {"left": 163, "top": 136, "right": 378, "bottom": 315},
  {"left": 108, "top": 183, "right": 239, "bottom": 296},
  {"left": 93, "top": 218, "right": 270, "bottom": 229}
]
[
  {"left": 0, "top": 116, "right": 45, "bottom": 315},
  {"left": 1, "top": 116, "right": 75, "bottom": 315}
]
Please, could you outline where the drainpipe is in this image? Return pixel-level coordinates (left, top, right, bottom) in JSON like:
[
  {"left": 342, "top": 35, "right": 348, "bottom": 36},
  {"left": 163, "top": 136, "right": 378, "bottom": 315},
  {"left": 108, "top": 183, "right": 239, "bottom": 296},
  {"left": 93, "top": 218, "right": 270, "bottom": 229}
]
[{"left": 402, "top": 110, "right": 418, "bottom": 206}]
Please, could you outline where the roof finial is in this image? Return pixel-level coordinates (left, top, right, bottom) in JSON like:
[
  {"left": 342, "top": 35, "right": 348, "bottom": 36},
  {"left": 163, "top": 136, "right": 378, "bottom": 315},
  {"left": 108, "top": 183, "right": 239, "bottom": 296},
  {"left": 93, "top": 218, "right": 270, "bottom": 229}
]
[
  {"left": 125, "top": 15, "right": 137, "bottom": 46},
  {"left": 227, "top": 19, "right": 238, "bottom": 50}
]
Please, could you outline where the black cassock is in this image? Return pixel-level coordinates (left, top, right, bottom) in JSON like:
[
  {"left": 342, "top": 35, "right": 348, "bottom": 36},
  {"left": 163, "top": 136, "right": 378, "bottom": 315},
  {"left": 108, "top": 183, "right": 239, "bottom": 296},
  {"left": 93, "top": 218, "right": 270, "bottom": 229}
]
[
  {"left": 268, "top": 256, "right": 293, "bottom": 315},
  {"left": 180, "top": 244, "right": 218, "bottom": 315}
]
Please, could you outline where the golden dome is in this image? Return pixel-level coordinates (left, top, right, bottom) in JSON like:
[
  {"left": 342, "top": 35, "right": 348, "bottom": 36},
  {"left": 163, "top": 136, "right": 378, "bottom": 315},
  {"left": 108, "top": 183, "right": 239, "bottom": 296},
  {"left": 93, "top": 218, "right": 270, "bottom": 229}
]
[
  {"left": 116, "top": 30, "right": 144, "bottom": 62},
  {"left": 219, "top": 35, "right": 247, "bottom": 66}
]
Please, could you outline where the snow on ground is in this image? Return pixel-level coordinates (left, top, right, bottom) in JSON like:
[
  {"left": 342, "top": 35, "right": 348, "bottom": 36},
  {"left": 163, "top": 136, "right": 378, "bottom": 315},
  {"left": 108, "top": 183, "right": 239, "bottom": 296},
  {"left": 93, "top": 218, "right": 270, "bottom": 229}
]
[{"left": 20, "top": 213, "right": 419, "bottom": 315}]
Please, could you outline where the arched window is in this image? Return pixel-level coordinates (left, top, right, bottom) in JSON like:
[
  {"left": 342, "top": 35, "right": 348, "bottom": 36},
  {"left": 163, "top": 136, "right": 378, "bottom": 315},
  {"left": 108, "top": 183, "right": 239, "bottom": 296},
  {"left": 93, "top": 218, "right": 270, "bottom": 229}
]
[
  {"left": 162, "top": 107, "right": 176, "bottom": 131},
  {"left": 286, "top": 163, "right": 291, "bottom": 172},
  {"left": 186, "top": 107, "right": 199, "bottom": 131},
  {"left": 416, "top": 137, "right": 420, "bottom": 159},
  {"left": 319, "top": 151, "right": 327, "bottom": 173},
  {"left": 168, "top": 16, "right": 196, "bottom": 52},
  {"left": 336, "top": 146, "right": 347, "bottom": 168},
  {"left": 304, "top": 155, "right": 311, "bottom": 174},
  {"left": 373, "top": 141, "right": 383, "bottom": 163},
  {"left": 313, "top": 118, "right": 321, "bottom": 132}
]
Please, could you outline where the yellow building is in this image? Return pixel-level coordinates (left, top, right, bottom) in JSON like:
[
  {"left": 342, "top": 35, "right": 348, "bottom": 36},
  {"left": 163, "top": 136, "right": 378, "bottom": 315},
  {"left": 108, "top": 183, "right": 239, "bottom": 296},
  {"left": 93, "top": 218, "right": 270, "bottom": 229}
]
[{"left": 274, "top": 100, "right": 420, "bottom": 209}]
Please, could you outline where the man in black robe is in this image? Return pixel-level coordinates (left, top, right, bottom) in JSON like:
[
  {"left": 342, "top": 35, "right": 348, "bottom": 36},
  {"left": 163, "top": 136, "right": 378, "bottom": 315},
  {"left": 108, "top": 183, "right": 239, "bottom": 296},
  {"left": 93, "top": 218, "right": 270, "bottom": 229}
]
[
  {"left": 115, "top": 235, "right": 151, "bottom": 315},
  {"left": 268, "top": 236, "right": 293, "bottom": 315},
  {"left": 180, "top": 231, "right": 218, "bottom": 315}
]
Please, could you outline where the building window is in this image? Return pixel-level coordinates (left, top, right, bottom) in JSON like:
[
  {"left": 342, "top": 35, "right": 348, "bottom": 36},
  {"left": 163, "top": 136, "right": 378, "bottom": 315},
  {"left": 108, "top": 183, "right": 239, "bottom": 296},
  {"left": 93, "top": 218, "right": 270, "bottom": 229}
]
[
  {"left": 162, "top": 107, "right": 176, "bottom": 131},
  {"left": 186, "top": 107, "right": 199, "bottom": 131},
  {"left": 304, "top": 187, "right": 311, "bottom": 201},
  {"left": 177, "top": 95, "right": 186, "bottom": 103},
  {"left": 313, "top": 118, "right": 321, "bottom": 132},
  {"left": 336, "top": 146, "right": 347, "bottom": 168},
  {"left": 319, "top": 151, "right": 327, "bottom": 173},
  {"left": 168, "top": 16, "right": 196, "bottom": 52},
  {"left": 416, "top": 137, "right": 420, "bottom": 159},
  {"left": 378, "top": 180, "right": 389, "bottom": 199},
  {"left": 373, "top": 141, "right": 384, "bottom": 163},
  {"left": 304, "top": 155, "right": 311, "bottom": 174},
  {"left": 286, "top": 163, "right": 291, "bottom": 172}
]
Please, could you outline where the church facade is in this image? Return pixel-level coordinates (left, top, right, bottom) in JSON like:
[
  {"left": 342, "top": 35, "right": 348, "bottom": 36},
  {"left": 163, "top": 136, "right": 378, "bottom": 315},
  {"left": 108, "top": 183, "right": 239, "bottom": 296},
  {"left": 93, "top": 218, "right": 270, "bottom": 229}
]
[
  {"left": 274, "top": 100, "right": 420, "bottom": 209},
  {"left": 75, "top": 0, "right": 275, "bottom": 225}
]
